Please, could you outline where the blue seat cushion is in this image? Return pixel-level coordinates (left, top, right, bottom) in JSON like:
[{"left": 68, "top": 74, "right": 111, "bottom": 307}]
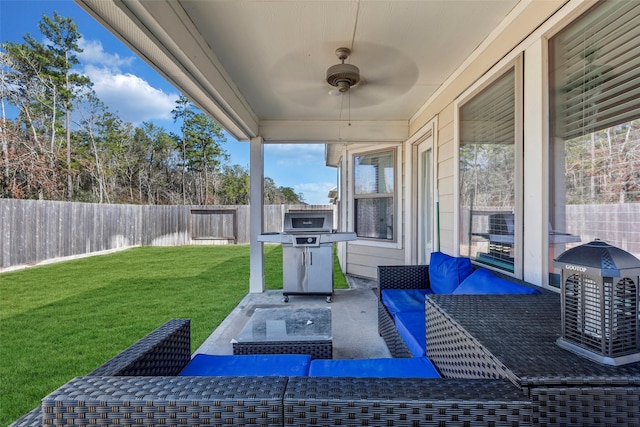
[
  {"left": 178, "top": 353, "right": 311, "bottom": 376},
  {"left": 394, "top": 311, "right": 426, "bottom": 357},
  {"left": 452, "top": 268, "right": 541, "bottom": 295},
  {"left": 429, "top": 252, "right": 474, "bottom": 294},
  {"left": 308, "top": 357, "right": 440, "bottom": 378},
  {"left": 381, "top": 289, "right": 431, "bottom": 315}
]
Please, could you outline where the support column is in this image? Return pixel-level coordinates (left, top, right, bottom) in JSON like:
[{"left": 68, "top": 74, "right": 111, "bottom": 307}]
[
  {"left": 249, "top": 136, "right": 265, "bottom": 293},
  {"left": 523, "top": 40, "right": 546, "bottom": 286}
]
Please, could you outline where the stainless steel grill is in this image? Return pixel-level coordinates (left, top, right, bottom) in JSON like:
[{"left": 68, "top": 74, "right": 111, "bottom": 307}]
[{"left": 258, "top": 211, "right": 356, "bottom": 302}]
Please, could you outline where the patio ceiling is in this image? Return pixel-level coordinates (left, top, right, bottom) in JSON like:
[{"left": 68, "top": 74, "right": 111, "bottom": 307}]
[{"left": 76, "top": 0, "right": 519, "bottom": 144}]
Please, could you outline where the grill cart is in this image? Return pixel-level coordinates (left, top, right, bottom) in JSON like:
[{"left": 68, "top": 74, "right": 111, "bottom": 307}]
[{"left": 258, "top": 211, "right": 356, "bottom": 302}]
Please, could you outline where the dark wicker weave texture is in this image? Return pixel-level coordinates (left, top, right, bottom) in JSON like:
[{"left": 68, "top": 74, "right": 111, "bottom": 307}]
[
  {"left": 8, "top": 409, "right": 40, "bottom": 427},
  {"left": 42, "top": 376, "right": 287, "bottom": 427},
  {"left": 9, "top": 319, "right": 192, "bottom": 427},
  {"left": 377, "top": 265, "right": 430, "bottom": 292},
  {"left": 377, "top": 300, "right": 413, "bottom": 358},
  {"left": 530, "top": 386, "right": 640, "bottom": 427},
  {"left": 426, "top": 293, "right": 640, "bottom": 427},
  {"left": 284, "top": 377, "right": 532, "bottom": 426},
  {"left": 89, "top": 318, "right": 191, "bottom": 376},
  {"left": 233, "top": 340, "right": 332, "bottom": 360},
  {"left": 427, "top": 294, "right": 640, "bottom": 383},
  {"left": 426, "top": 299, "right": 515, "bottom": 382},
  {"left": 376, "top": 265, "right": 429, "bottom": 358}
]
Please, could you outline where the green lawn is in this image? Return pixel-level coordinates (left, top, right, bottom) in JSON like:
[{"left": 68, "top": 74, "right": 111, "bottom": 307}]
[{"left": 0, "top": 244, "right": 348, "bottom": 426}]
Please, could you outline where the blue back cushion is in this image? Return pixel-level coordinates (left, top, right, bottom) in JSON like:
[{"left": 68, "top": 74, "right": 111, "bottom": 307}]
[
  {"left": 394, "top": 311, "right": 426, "bottom": 357},
  {"left": 429, "top": 252, "right": 473, "bottom": 294},
  {"left": 452, "top": 268, "right": 541, "bottom": 295}
]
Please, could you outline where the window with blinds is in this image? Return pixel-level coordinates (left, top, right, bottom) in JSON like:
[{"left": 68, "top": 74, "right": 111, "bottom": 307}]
[
  {"left": 460, "top": 70, "right": 515, "bottom": 146},
  {"left": 459, "top": 67, "right": 519, "bottom": 273},
  {"left": 548, "top": 0, "right": 640, "bottom": 287},
  {"left": 354, "top": 149, "right": 395, "bottom": 241},
  {"left": 551, "top": 1, "right": 640, "bottom": 139}
]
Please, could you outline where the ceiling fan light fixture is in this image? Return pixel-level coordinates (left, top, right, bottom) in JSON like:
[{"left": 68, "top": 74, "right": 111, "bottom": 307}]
[{"left": 326, "top": 47, "right": 360, "bottom": 93}]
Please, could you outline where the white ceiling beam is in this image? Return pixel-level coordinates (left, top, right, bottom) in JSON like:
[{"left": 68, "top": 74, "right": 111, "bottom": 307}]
[{"left": 258, "top": 120, "right": 408, "bottom": 144}]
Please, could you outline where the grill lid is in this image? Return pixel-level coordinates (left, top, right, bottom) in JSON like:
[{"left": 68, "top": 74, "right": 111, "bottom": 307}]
[{"left": 283, "top": 211, "right": 333, "bottom": 234}]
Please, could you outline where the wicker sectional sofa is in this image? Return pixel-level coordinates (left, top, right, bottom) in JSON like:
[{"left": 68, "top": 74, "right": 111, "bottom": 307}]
[
  {"left": 377, "top": 254, "right": 540, "bottom": 359},
  {"left": 377, "top": 261, "right": 640, "bottom": 427},
  {"left": 11, "top": 318, "right": 534, "bottom": 427},
  {"left": 12, "top": 255, "right": 638, "bottom": 426}
]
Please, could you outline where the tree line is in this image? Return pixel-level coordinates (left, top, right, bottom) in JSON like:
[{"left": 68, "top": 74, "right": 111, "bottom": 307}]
[
  {"left": 459, "top": 120, "right": 639, "bottom": 211},
  {"left": 1, "top": 12, "right": 304, "bottom": 205}
]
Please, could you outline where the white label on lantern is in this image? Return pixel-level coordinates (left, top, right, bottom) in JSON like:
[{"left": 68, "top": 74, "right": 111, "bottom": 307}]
[{"left": 565, "top": 264, "right": 587, "bottom": 272}]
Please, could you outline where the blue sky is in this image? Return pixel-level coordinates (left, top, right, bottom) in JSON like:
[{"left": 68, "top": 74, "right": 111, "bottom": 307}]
[{"left": 0, "top": 0, "right": 337, "bottom": 204}]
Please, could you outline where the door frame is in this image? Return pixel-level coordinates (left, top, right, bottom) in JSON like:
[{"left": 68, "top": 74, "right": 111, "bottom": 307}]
[{"left": 404, "top": 117, "right": 438, "bottom": 264}]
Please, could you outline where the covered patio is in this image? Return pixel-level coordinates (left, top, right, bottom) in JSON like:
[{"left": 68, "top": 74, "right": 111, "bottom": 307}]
[
  {"left": 73, "top": 0, "right": 553, "bottom": 286},
  {"left": 11, "top": 259, "right": 640, "bottom": 426},
  {"left": 13, "top": 0, "right": 635, "bottom": 425},
  {"left": 194, "top": 275, "right": 390, "bottom": 360},
  {"left": 74, "top": 0, "right": 639, "bottom": 289}
]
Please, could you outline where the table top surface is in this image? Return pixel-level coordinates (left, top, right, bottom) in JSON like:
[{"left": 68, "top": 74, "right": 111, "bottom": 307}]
[
  {"left": 427, "top": 293, "right": 640, "bottom": 386},
  {"left": 236, "top": 307, "right": 332, "bottom": 343}
]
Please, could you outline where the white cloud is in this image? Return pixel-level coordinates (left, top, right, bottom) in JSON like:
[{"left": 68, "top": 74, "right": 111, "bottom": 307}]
[
  {"left": 72, "top": 37, "right": 179, "bottom": 125},
  {"left": 82, "top": 64, "right": 178, "bottom": 124},
  {"left": 269, "top": 144, "right": 324, "bottom": 156},
  {"left": 263, "top": 143, "right": 337, "bottom": 204},
  {"left": 266, "top": 144, "right": 325, "bottom": 166},
  {"left": 294, "top": 181, "right": 336, "bottom": 205},
  {"left": 78, "top": 38, "right": 134, "bottom": 71}
]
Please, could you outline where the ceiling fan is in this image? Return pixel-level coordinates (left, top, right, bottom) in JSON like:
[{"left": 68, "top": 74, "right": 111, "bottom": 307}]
[
  {"left": 270, "top": 43, "right": 416, "bottom": 111},
  {"left": 326, "top": 47, "right": 360, "bottom": 95}
]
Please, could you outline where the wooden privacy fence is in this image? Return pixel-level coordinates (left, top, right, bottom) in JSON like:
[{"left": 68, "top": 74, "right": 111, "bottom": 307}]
[{"left": 0, "top": 199, "right": 335, "bottom": 270}]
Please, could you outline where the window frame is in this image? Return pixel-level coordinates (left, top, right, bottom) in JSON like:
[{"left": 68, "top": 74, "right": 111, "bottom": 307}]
[
  {"left": 350, "top": 146, "right": 400, "bottom": 245},
  {"left": 547, "top": 0, "right": 640, "bottom": 287},
  {"left": 454, "top": 55, "right": 524, "bottom": 278}
]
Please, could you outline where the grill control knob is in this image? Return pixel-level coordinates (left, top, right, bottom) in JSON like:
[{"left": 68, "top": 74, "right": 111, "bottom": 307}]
[{"left": 307, "top": 237, "right": 314, "bottom": 244}]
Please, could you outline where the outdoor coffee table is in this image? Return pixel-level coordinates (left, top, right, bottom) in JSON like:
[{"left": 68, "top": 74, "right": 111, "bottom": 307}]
[{"left": 233, "top": 307, "right": 332, "bottom": 359}]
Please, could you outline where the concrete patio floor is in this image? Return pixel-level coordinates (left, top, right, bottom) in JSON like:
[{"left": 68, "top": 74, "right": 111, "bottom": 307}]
[{"left": 194, "top": 275, "right": 392, "bottom": 359}]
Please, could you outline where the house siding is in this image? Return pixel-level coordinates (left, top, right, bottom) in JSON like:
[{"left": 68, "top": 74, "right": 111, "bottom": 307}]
[
  {"left": 340, "top": 0, "right": 595, "bottom": 283},
  {"left": 436, "top": 103, "right": 456, "bottom": 255},
  {"left": 346, "top": 245, "right": 405, "bottom": 279}
]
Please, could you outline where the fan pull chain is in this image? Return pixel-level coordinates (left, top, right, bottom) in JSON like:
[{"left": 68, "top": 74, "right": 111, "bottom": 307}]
[{"left": 348, "top": 91, "right": 351, "bottom": 126}]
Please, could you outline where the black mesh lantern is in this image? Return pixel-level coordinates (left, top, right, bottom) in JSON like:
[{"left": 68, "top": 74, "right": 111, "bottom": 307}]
[{"left": 554, "top": 240, "right": 640, "bottom": 366}]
